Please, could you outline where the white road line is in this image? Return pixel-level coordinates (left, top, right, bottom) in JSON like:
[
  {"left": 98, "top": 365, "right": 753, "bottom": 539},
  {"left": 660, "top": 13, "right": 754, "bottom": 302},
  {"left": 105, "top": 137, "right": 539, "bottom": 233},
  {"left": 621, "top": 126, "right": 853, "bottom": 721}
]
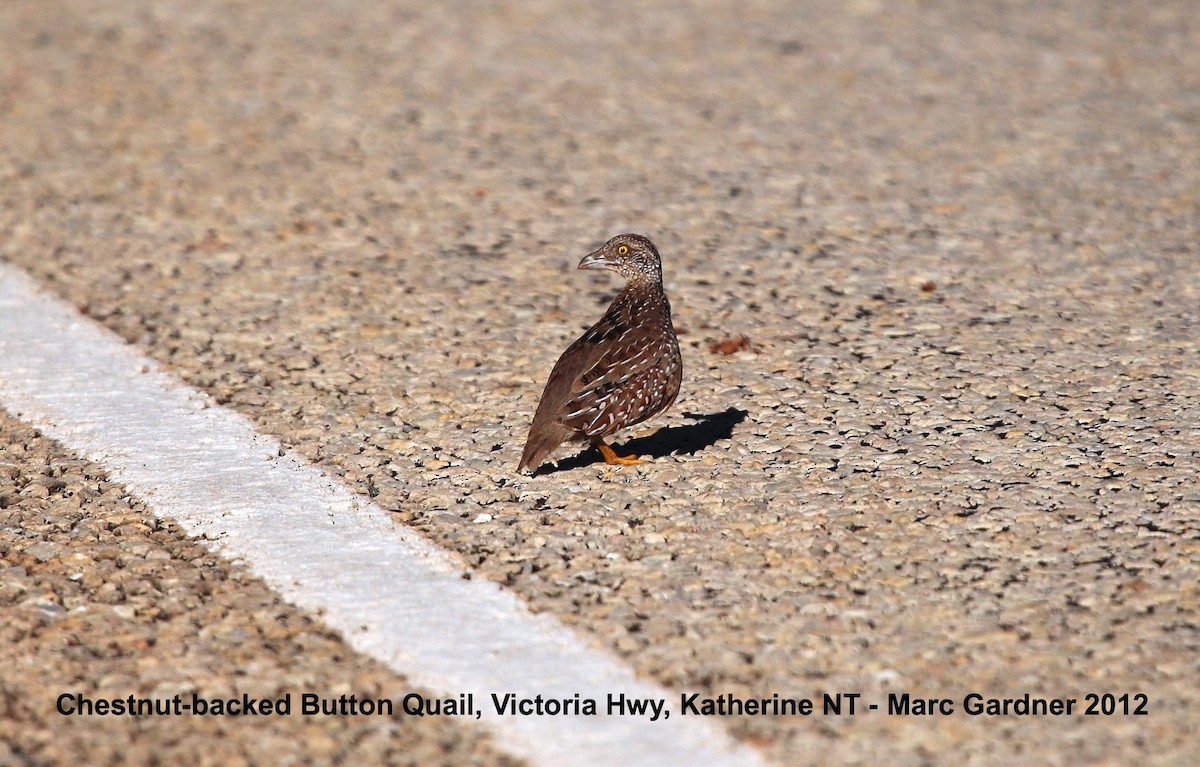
[{"left": 0, "top": 262, "right": 768, "bottom": 767}]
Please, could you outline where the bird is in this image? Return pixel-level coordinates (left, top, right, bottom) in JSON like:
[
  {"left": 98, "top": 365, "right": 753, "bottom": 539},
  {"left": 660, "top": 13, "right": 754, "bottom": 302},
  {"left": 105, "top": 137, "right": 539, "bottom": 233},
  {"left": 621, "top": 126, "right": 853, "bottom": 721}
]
[{"left": 519, "top": 233, "right": 683, "bottom": 474}]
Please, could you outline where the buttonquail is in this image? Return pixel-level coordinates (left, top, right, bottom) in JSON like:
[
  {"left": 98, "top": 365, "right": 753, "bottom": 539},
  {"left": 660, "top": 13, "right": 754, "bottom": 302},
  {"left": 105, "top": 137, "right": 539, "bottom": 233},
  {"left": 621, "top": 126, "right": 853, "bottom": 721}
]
[{"left": 519, "top": 234, "right": 683, "bottom": 474}]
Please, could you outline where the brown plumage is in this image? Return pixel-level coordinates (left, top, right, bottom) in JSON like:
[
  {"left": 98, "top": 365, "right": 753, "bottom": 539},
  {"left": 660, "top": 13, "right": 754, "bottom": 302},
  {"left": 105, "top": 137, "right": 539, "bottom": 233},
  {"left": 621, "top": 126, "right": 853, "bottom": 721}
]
[{"left": 519, "top": 233, "right": 683, "bottom": 474}]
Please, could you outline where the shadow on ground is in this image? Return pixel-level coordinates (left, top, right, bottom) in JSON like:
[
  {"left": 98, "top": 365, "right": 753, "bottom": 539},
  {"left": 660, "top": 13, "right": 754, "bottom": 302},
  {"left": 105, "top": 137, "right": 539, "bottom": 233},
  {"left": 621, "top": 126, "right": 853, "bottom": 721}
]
[{"left": 534, "top": 407, "right": 748, "bottom": 476}]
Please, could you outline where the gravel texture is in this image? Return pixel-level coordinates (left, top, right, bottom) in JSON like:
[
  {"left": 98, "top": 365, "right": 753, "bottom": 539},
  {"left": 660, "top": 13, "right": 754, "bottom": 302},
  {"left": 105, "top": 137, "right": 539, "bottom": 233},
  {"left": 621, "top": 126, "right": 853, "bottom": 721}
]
[
  {"left": 2, "top": 0, "right": 1198, "bottom": 765},
  {"left": 0, "top": 413, "right": 518, "bottom": 767}
]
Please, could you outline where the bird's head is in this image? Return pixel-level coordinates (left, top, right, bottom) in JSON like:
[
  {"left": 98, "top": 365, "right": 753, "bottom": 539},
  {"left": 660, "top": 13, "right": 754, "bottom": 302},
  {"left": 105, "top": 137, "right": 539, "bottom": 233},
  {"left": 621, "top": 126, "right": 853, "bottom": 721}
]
[{"left": 578, "top": 233, "right": 662, "bottom": 284}]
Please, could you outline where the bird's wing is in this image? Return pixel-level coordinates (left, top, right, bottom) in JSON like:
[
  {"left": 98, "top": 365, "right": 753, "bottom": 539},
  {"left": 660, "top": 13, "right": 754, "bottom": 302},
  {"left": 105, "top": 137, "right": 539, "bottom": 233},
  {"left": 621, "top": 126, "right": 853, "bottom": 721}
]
[
  {"left": 572, "top": 338, "right": 654, "bottom": 394},
  {"left": 564, "top": 300, "right": 658, "bottom": 395},
  {"left": 526, "top": 298, "right": 662, "bottom": 442}
]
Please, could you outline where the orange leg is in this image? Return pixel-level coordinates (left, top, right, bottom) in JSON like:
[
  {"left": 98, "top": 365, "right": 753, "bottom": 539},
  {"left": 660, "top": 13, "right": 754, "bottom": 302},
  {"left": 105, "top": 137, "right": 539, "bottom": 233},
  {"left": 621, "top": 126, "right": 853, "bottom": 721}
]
[{"left": 595, "top": 439, "right": 642, "bottom": 466}]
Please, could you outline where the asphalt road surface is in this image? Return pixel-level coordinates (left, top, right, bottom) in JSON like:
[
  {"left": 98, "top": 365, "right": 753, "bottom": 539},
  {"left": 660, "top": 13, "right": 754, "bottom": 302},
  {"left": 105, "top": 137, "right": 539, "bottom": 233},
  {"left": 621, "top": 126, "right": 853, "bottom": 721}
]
[{"left": 1, "top": 1, "right": 1197, "bottom": 765}]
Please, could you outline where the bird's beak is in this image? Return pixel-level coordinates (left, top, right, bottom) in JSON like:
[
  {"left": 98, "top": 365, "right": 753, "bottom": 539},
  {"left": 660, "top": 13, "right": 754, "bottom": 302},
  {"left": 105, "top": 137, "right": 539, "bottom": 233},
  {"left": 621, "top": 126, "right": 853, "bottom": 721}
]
[{"left": 578, "top": 248, "right": 609, "bottom": 271}]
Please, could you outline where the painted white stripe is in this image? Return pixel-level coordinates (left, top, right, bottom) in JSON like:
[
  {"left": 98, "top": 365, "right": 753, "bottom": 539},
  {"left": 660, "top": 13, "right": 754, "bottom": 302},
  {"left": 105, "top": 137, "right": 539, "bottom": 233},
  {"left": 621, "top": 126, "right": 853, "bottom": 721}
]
[{"left": 0, "top": 262, "right": 768, "bottom": 767}]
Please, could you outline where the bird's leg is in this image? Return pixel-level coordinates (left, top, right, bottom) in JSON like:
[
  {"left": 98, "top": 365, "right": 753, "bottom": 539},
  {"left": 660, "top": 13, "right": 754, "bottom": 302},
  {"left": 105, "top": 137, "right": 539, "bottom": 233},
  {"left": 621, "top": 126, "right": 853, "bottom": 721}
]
[{"left": 594, "top": 439, "right": 642, "bottom": 466}]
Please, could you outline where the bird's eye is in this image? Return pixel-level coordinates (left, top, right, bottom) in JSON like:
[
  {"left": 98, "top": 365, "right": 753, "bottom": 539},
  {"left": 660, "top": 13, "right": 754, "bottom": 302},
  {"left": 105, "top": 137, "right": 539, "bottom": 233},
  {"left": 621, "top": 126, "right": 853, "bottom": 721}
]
[{"left": 617, "top": 245, "right": 629, "bottom": 255}]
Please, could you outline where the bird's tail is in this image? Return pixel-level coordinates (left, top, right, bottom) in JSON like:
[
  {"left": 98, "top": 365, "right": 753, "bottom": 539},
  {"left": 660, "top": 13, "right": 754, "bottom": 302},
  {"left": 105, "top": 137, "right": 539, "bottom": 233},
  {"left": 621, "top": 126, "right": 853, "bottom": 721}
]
[{"left": 518, "top": 422, "right": 572, "bottom": 475}]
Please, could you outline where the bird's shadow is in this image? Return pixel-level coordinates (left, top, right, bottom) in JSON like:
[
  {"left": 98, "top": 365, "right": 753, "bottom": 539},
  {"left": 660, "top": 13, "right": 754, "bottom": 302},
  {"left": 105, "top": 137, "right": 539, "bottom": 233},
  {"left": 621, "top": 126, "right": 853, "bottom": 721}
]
[{"left": 535, "top": 407, "right": 748, "bottom": 476}]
